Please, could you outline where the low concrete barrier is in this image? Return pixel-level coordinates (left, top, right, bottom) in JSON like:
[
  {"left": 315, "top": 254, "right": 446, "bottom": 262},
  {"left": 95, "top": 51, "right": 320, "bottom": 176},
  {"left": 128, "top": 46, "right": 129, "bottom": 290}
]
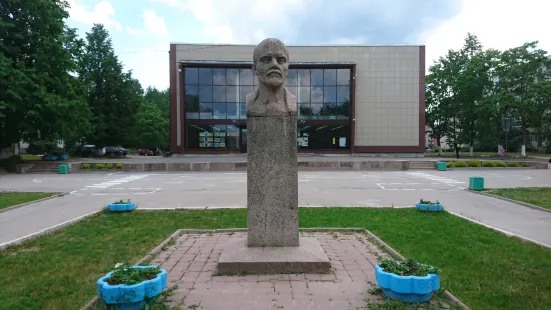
[{"left": 14, "top": 159, "right": 546, "bottom": 173}]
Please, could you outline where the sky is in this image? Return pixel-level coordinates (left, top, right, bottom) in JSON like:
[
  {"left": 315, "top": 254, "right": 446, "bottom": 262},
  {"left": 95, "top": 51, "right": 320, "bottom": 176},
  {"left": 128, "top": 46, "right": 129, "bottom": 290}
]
[{"left": 65, "top": 0, "right": 551, "bottom": 91}]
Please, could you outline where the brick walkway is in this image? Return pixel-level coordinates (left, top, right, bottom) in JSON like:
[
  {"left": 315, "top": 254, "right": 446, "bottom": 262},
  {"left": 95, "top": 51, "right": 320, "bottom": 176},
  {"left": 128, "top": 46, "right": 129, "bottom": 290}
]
[{"left": 152, "top": 232, "right": 447, "bottom": 309}]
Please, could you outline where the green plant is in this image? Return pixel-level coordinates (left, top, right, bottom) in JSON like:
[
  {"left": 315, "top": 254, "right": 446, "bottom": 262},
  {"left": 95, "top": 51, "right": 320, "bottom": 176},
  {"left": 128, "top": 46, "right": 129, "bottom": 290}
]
[
  {"left": 113, "top": 199, "right": 132, "bottom": 205},
  {"left": 506, "top": 162, "right": 518, "bottom": 167},
  {"left": 106, "top": 163, "right": 113, "bottom": 169},
  {"left": 0, "top": 155, "right": 23, "bottom": 172},
  {"left": 94, "top": 163, "right": 105, "bottom": 169},
  {"left": 116, "top": 163, "right": 123, "bottom": 169},
  {"left": 105, "top": 264, "right": 161, "bottom": 286},
  {"left": 520, "top": 162, "right": 529, "bottom": 167},
  {"left": 482, "top": 160, "right": 496, "bottom": 167},
  {"left": 419, "top": 199, "right": 440, "bottom": 205},
  {"left": 81, "top": 163, "right": 91, "bottom": 169},
  {"left": 467, "top": 160, "right": 482, "bottom": 167},
  {"left": 446, "top": 161, "right": 455, "bottom": 168},
  {"left": 379, "top": 258, "right": 439, "bottom": 277},
  {"left": 495, "top": 161, "right": 507, "bottom": 167},
  {"left": 454, "top": 161, "right": 467, "bottom": 167}
]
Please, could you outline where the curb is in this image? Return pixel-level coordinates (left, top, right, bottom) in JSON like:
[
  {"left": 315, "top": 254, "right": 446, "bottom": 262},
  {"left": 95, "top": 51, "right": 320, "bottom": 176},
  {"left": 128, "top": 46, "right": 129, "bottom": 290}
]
[
  {"left": 467, "top": 190, "right": 551, "bottom": 214},
  {"left": 0, "top": 210, "right": 101, "bottom": 251},
  {"left": 80, "top": 227, "right": 469, "bottom": 310},
  {"left": 446, "top": 210, "right": 551, "bottom": 250},
  {"left": 0, "top": 192, "right": 67, "bottom": 214}
]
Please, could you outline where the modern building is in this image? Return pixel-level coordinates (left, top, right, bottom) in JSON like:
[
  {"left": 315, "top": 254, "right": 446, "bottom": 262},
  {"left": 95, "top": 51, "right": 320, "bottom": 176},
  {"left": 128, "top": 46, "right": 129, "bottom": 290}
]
[{"left": 169, "top": 43, "right": 425, "bottom": 155}]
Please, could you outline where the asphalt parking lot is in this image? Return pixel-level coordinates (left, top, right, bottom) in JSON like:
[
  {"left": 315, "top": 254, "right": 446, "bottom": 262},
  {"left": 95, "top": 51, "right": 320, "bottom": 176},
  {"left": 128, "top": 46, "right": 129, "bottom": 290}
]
[{"left": 1, "top": 169, "right": 550, "bottom": 247}]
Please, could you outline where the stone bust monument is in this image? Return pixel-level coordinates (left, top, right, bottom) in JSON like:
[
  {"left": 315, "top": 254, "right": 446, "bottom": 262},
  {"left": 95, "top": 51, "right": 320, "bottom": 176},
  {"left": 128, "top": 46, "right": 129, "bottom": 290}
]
[{"left": 246, "top": 38, "right": 297, "bottom": 117}]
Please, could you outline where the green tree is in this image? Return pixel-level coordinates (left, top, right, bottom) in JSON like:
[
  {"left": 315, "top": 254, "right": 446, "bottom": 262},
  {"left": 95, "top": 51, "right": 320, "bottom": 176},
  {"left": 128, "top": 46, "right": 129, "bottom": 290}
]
[
  {"left": 79, "top": 24, "right": 142, "bottom": 148},
  {"left": 144, "top": 86, "right": 169, "bottom": 119},
  {"left": 455, "top": 33, "right": 486, "bottom": 155},
  {"left": 0, "top": 0, "right": 91, "bottom": 157},
  {"left": 425, "top": 67, "right": 452, "bottom": 155},
  {"left": 134, "top": 101, "right": 168, "bottom": 148},
  {"left": 495, "top": 42, "right": 550, "bottom": 156}
]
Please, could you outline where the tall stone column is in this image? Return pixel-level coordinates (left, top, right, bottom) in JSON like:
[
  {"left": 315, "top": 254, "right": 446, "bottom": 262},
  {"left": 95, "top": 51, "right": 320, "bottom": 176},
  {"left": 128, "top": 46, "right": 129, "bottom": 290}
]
[{"left": 247, "top": 109, "right": 298, "bottom": 247}]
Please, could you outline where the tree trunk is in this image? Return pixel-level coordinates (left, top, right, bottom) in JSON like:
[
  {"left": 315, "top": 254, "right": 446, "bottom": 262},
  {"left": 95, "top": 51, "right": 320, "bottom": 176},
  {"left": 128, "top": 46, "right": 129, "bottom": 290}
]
[
  {"left": 521, "top": 124, "right": 527, "bottom": 157},
  {"left": 469, "top": 146, "right": 474, "bottom": 156}
]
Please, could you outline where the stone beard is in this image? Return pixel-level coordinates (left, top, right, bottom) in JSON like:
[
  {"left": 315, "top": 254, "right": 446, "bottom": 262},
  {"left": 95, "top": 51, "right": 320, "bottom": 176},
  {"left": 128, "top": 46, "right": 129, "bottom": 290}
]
[{"left": 246, "top": 38, "right": 297, "bottom": 117}]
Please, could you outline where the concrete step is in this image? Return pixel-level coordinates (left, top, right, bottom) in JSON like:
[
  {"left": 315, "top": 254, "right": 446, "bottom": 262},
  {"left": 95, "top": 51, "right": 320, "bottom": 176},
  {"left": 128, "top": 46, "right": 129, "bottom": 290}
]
[{"left": 409, "top": 161, "right": 436, "bottom": 170}]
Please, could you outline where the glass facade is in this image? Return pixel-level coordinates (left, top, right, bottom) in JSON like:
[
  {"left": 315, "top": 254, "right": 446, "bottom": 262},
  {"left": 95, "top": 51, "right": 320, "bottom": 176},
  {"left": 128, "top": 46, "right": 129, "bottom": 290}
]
[{"left": 183, "top": 66, "right": 352, "bottom": 151}]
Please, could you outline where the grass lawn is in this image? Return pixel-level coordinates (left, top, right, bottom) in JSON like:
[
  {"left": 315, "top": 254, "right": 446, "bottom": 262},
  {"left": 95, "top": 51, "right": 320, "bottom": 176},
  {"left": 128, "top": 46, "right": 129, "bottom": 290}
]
[
  {"left": 1, "top": 208, "right": 550, "bottom": 310},
  {"left": 487, "top": 188, "right": 551, "bottom": 211},
  {"left": 20, "top": 154, "right": 42, "bottom": 161},
  {"left": 0, "top": 192, "right": 55, "bottom": 210}
]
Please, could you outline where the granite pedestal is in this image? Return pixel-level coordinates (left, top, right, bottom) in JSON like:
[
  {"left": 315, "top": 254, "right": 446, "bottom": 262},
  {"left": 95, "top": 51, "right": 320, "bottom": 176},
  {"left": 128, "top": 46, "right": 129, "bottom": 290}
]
[
  {"left": 217, "top": 116, "right": 331, "bottom": 274},
  {"left": 247, "top": 116, "right": 299, "bottom": 247},
  {"left": 217, "top": 237, "right": 331, "bottom": 274}
]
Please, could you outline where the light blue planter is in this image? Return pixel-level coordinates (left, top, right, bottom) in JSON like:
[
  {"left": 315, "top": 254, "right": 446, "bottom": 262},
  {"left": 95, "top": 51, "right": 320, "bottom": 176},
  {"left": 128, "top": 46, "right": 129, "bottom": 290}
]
[
  {"left": 376, "top": 264, "right": 440, "bottom": 303},
  {"left": 97, "top": 266, "right": 167, "bottom": 310},
  {"left": 108, "top": 202, "right": 136, "bottom": 212},
  {"left": 415, "top": 203, "right": 443, "bottom": 212},
  {"left": 57, "top": 154, "right": 69, "bottom": 160},
  {"left": 43, "top": 156, "right": 58, "bottom": 161}
]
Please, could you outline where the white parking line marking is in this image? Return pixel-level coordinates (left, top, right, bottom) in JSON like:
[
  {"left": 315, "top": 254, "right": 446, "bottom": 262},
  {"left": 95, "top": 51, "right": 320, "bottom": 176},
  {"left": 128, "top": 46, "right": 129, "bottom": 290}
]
[{"left": 376, "top": 183, "right": 386, "bottom": 190}]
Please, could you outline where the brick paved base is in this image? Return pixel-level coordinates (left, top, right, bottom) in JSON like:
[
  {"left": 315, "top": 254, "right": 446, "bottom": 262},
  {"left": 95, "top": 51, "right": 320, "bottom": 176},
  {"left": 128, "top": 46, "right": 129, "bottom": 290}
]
[{"left": 152, "top": 232, "right": 449, "bottom": 309}]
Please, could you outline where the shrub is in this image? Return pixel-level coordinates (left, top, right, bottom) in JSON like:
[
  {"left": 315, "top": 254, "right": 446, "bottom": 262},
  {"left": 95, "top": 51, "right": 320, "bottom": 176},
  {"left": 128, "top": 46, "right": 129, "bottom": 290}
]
[
  {"left": 454, "top": 161, "right": 467, "bottom": 167},
  {"left": 0, "top": 155, "right": 23, "bottom": 172},
  {"left": 116, "top": 163, "right": 123, "bottom": 169},
  {"left": 446, "top": 161, "right": 455, "bottom": 168},
  {"left": 81, "top": 163, "right": 91, "bottom": 169},
  {"left": 482, "top": 160, "right": 496, "bottom": 167},
  {"left": 467, "top": 160, "right": 482, "bottom": 167},
  {"left": 95, "top": 163, "right": 105, "bottom": 169},
  {"left": 106, "top": 163, "right": 113, "bottom": 169},
  {"left": 520, "top": 162, "right": 529, "bottom": 167},
  {"left": 495, "top": 161, "right": 507, "bottom": 167},
  {"left": 506, "top": 162, "right": 518, "bottom": 167}
]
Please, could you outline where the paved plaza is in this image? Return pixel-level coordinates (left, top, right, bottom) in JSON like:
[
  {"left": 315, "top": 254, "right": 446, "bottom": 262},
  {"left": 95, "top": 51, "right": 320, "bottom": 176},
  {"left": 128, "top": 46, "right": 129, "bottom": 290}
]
[
  {"left": 1, "top": 169, "right": 550, "bottom": 247},
  {"left": 155, "top": 231, "right": 449, "bottom": 310}
]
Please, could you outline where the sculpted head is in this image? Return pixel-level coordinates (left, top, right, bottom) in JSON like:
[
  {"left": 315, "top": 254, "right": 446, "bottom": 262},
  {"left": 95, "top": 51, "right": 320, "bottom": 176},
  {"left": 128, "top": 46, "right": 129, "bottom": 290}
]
[{"left": 252, "top": 38, "right": 289, "bottom": 90}]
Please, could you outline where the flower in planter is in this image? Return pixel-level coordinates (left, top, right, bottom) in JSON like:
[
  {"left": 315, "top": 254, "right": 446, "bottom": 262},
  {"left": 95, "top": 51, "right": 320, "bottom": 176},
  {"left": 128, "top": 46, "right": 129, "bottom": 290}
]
[
  {"left": 375, "top": 258, "right": 440, "bottom": 303},
  {"left": 416, "top": 199, "right": 443, "bottom": 212},
  {"left": 97, "top": 264, "right": 167, "bottom": 308}
]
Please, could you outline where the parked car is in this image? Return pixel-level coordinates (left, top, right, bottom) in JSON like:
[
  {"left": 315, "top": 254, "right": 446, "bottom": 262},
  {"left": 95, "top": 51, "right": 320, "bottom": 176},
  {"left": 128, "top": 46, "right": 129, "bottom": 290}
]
[
  {"left": 137, "top": 148, "right": 153, "bottom": 156},
  {"left": 104, "top": 147, "right": 128, "bottom": 156}
]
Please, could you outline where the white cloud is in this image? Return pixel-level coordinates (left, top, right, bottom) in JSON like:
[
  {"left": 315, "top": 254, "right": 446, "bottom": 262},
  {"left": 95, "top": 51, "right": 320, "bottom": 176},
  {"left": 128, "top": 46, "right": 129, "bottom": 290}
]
[
  {"left": 142, "top": 9, "right": 168, "bottom": 35},
  {"left": 419, "top": 0, "right": 551, "bottom": 68},
  {"left": 67, "top": 0, "right": 122, "bottom": 31},
  {"left": 152, "top": 0, "right": 309, "bottom": 43},
  {"left": 121, "top": 43, "right": 169, "bottom": 89},
  {"left": 125, "top": 26, "right": 143, "bottom": 36}
]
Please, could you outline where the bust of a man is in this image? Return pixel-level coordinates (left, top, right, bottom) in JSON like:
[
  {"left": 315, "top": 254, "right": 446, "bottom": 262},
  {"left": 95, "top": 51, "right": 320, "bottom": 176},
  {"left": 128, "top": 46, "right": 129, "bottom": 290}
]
[{"left": 246, "top": 38, "right": 297, "bottom": 117}]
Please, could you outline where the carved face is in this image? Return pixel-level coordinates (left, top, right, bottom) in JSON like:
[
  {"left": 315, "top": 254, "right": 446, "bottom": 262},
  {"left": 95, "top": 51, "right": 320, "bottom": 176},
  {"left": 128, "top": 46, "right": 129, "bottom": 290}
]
[{"left": 253, "top": 45, "right": 289, "bottom": 89}]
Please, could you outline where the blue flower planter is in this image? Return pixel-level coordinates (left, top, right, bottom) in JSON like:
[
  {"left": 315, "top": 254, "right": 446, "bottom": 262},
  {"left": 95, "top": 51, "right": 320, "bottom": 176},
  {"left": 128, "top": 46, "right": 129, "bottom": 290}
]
[
  {"left": 98, "top": 266, "right": 167, "bottom": 310},
  {"left": 108, "top": 202, "right": 136, "bottom": 212},
  {"left": 375, "top": 264, "right": 440, "bottom": 303},
  {"left": 415, "top": 203, "right": 443, "bottom": 212},
  {"left": 43, "top": 156, "right": 58, "bottom": 161},
  {"left": 58, "top": 154, "right": 69, "bottom": 160}
]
